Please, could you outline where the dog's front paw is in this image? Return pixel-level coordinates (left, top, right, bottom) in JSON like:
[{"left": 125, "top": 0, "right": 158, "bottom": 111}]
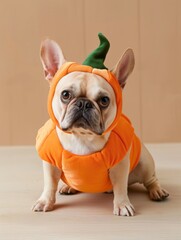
[
  {"left": 113, "top": 201, "right": 135, "bottom": 216},
  {"left": 32, "top": 198, "right": 55, "bottom": 212}
]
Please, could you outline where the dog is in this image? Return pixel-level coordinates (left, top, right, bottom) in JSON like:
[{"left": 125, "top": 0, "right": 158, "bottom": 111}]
[{"left": 32, "top": 33, "right": 169, "bottom": 216}]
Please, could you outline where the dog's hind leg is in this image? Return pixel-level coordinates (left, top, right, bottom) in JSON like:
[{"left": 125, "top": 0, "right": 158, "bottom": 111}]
[
  {"left": 129, "top": 143, "right": 169, "bottom": 201},
  {"left": 59, "top": 184, "right": 79, "bottom": 195}
]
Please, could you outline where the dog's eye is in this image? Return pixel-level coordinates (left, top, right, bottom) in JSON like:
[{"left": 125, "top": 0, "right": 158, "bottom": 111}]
[
  {"left": 98, "top": 96, "right": 110, "bottom": 108},
  {"left": 61, "top": 90, "right": 72, "bottom": 102}
]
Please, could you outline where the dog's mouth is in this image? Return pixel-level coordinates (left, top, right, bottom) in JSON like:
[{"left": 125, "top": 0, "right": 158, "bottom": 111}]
[
  {"left": 61, "top": 107, "right": 104, "bottom": 135},
  {"left": 73, "top": 116, "right": 91, "bottom": 129}
]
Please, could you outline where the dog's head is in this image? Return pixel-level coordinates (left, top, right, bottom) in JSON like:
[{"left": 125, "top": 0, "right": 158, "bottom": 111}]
[{"left": 40, "top": 34, "right": 135, "bottom": 136}]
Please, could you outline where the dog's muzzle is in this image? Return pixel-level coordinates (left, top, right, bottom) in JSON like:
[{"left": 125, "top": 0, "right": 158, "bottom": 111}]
[
  {"left": 73, "top": 98, "right": 96, "bottom": 128},
  {"left": 62, "top": 98, "right": 104, "bottom": 135}
]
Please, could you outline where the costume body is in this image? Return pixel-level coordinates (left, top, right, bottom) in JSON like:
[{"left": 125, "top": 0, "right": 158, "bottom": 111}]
[
  {"left": 36, "top": 115, "right": 141, "bottom": 193},
  {"left": 36, "top": 33, "right": 141, "bottom": 193}
]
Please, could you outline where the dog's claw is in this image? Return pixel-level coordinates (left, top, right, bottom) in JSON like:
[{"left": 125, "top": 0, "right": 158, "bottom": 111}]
[
  {"left": 113, "top": 201, "right": 135, "bottom": 216},
  {"left": 32, "top": 199, "right": 54, "bottom": 212},
  {"left": 149, "top": 185, "right": 169, "bottom": 201}
]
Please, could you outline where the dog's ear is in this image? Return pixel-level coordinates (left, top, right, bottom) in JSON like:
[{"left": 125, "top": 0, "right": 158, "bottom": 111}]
[
  {"left": 112, "top": 49, "right": 135, "bottom": 88},
  {"left": 40, "top": 39, "right": 66, "bottom": 83}
]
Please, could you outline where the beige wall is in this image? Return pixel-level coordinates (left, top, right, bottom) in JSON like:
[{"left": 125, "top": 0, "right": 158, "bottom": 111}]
[{"left": 0, "top": 0, "right": 181, "bottom": 145}]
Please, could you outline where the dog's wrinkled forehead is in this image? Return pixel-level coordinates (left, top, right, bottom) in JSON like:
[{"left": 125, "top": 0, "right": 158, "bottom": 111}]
[{"left": 54, "top": 71, "right": 115, "bottom": 99}]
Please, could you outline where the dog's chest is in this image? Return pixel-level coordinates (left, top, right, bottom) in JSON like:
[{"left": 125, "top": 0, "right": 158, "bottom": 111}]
[{"left": 56, "top": 128, "right": 110, "bottom": 155}]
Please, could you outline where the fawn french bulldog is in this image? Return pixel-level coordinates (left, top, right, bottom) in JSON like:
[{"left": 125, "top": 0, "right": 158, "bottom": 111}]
[{"left": 32, "top": 33, "right": 169, "bottom": 216}]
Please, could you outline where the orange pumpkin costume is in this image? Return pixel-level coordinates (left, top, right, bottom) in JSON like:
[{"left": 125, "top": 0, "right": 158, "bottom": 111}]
[{"left": 36, "top": 33, "right": 141, "bottom": 193}]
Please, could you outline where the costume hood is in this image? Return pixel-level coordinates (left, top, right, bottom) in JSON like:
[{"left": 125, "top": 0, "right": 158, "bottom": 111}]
[{"left": 47, "top": 33, "right": 123, "bottom": 134}]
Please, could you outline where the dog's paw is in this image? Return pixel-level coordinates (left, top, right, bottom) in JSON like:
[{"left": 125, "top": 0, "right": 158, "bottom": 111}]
[
  {"left": 59, "top": 184, "right": 79, "bottom": 195},
  {"left": 32, "top": 198, "right": 55, "bottom": 212},
  {"left": 148, "top": 184, "right": 169, "bottom": 201},
  {"left": 113, "top": 201, "right": 135, "bottom": 216}
]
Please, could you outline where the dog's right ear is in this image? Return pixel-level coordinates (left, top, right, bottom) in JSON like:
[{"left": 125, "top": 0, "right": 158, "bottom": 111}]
[{"left": 40, "top": 39, "right": 66, "bottom": 83}]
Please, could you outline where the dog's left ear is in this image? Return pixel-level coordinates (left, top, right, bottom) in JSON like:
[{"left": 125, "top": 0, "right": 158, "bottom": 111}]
[
  {"left": 112, "top": 49, "right": 135, "bottom": 88},
  {"left": 40, "top": 39, "right": 66, "bottom": 83}
]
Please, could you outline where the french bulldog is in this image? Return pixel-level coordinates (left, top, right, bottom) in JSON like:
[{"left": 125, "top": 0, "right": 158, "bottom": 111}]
[{"left": 32, "top": 33, "right": 169, "bottom": 216}]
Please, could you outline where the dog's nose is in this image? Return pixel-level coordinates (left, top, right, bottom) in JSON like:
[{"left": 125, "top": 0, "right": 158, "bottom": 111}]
[{"left": 76, "top": 98, "right": 93, "bottom": 110}]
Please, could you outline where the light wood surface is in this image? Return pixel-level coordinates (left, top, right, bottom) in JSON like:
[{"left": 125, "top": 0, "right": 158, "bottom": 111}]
[
  {"left": 0, "top": 144, "right": 180, "bottom": 240},
  {"left": 0, "top": 0, "right": 181, "bottom": 145}
]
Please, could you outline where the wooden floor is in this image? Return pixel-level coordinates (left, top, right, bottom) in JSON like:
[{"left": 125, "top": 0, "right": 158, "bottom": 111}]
[{"left": 0, "top": 144, "right": 181, "bottom": 240}]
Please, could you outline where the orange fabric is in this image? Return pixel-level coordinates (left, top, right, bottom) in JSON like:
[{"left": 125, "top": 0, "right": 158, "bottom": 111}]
[
  {"left": 36, "top": 115, "right": 141, "bottom": 193},
  {"left": 36, "top": 62, "right": 141, "bottom": 193}
]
